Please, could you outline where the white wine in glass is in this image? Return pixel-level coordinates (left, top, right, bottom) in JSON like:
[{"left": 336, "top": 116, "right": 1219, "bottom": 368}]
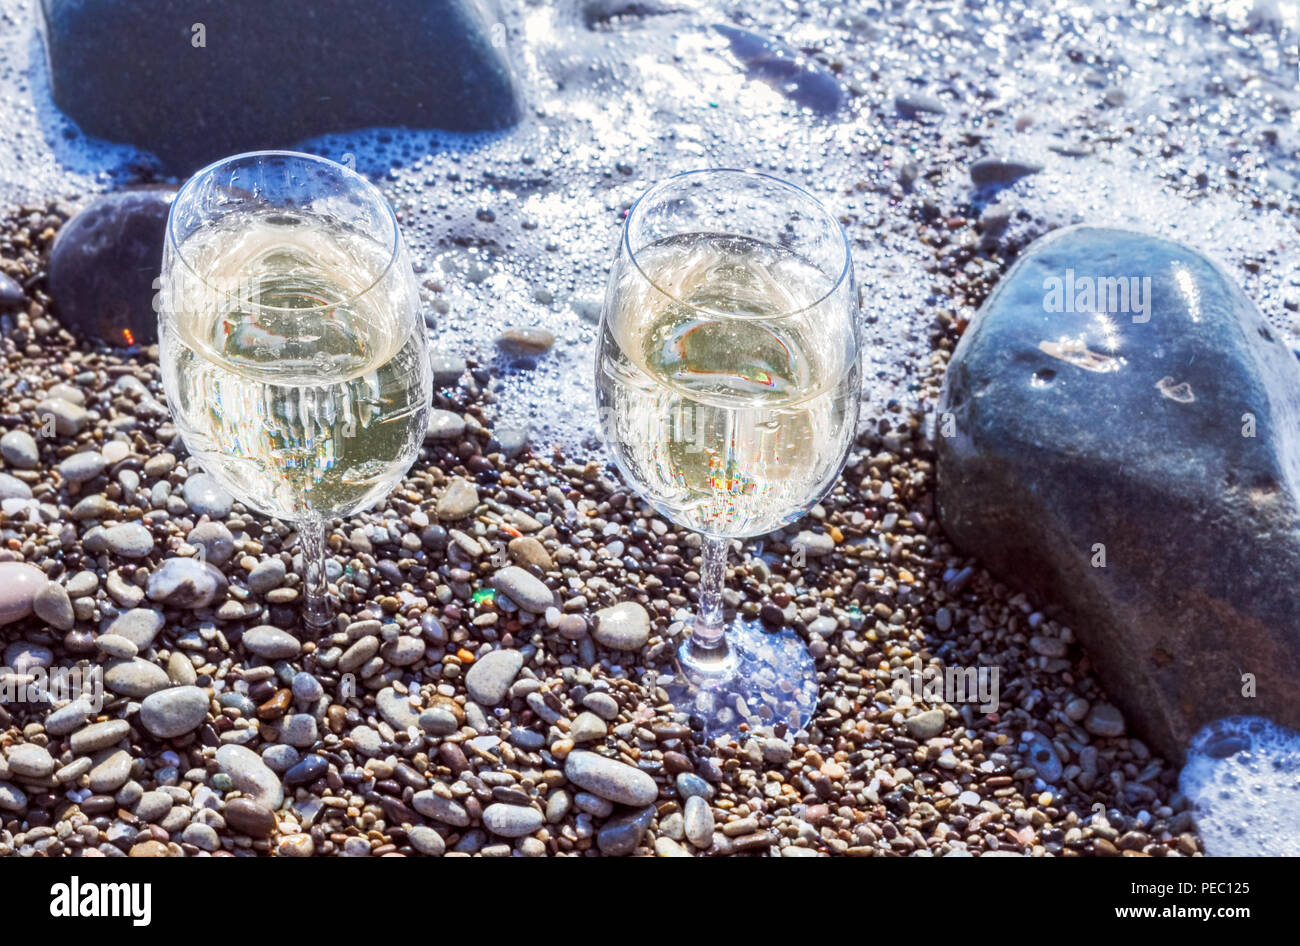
[
  {"left": 596, "top": 170, "right": 860, "bottom": 740},
  {"left": 160, "top": 151, "right": 432, "bottom": 629}
]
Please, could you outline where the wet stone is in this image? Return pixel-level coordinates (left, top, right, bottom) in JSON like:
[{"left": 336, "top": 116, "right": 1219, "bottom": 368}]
[
  {"left": 70, "top": 720, "right": 130, "bottom": 754},
  {"left": 596, "top": 804, "right": 655, "bottom": 856},
  {"left": 570, "top": 711, "right": 607, "bottom": 743},
  {"left": 223, "top": 797, "right": 276, "bottom": 838},
  {"left": 147, "top": 558, "right": 222, "bottom": 609},
  {"left": 188, "top": 521, "right": 235, "bottom": 566},
  {"left": 482, "top": 802, "right": 544, "bottom": 838},
  {"left": 684, "top": 794, "right": 714, "bottom": 848},
  {"left": 496, "top": 326, "right": 555, "bottom": 356},
  {"left": 7, "top": 743, "right": 56, "bottom": 778},
  {"left": 593, "top": 601, "right": 650, "bottom": 651},
  {"left": 564, "top": 750, "right": 658, "bottom": 806},
  {"left": 95, "top": 634, "right": 138, "bottom": 658},
  {"left": 465, "top": 648, "right": 524, "bottom": 706},
  {"left": 182, "top": 473, "right": 234, "bottom": 518},
  {"left": 0, "top": 781, "right": 27, "bottom": 812},
  {"left": 104, "top": 658, "right": 171, "bottom": 698},
  {"left": 247, "top": 558, "right": 287, "bottom": 594},
  {"left": 88, "top": 748, "right": 133, "bottom": 793},
  {"left": 425, "top": 409, "right": 466, "bottom": 441},
  {"left": 905, "top": 708, "right": 946, "bottom": 740},
  {"left": 0, "top": 563, "right": 49, "bottom": 626},
  {"left": 140, "top": 686, "right": 210, "bottom": 738},
  {"left": 412, "top": 791, "right": 471, "bottom": 827},
  {"left": 436, "top": 477, "right": 479, "bottom": 520},
  {"left": 45, "top": 699, "right": 93, "bottom": 737},
  {"left": 241, "top": 625, "right": 302, "bottom": 660},
  {"left": 4, "top": 640, "right": 52, "bottom": 673},
  {"left": 215, "top": 744, "right": 284, "bottom": 808},
  {"left": 58, "top": 451, "right": 106, "bottom": 484},
  {"left": 0, "top": 472, "right": 32, "bottom": 500},
  {"left": 1085, "top": 703, "right": 1127, "bottom": 738},
  {"left": 491, "top": 566, "right": 553, "bottom": 613},
  {"left": 284, "top": 753, "right": 328, "bottom": 787},
  {"left": 105, "top": 608, "right": 164, "bottom": 649},
  {"left": 103, "top": 523, "right": 154, "bottom": 558},
  {"left": 376, "top": 687, "right": 421, "bottom": 730},
  {"left": 970, "top": 156, "right": 1044, "bottom": 185},
  {"left": 0, "top": 430, "right": 39, "bottom": 469}
]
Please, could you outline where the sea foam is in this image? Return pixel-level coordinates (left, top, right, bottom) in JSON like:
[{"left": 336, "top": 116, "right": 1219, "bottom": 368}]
[{"left": 1178, "top": 716, "right": 1300, "bottom": 857}]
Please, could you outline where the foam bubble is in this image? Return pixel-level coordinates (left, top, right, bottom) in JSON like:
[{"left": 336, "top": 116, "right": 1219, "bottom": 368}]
[{"left": 1179, "top": 716, "right": 1300, "bottom": 857}]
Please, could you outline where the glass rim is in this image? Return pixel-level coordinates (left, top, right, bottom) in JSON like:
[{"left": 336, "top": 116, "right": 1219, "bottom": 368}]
[
  {"left": 165, "top": 149, "right": 402, "bottom": 313},
  {"left": 622, "top": 167, "right": 853, "bottom": 320}
]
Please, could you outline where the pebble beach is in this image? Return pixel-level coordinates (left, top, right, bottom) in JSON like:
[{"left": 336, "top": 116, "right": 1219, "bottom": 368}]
[
  {"left": 0, "top": 203, "right": 1202, "bottom": 857},
  {"left": 0, "top": 0, "right": 1296, "bottom": 858}
]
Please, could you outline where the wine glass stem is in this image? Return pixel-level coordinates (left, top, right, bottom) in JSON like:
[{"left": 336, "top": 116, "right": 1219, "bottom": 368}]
[
  {"left": 690, "top": 534, "right": 729, "bottom": 656},
  {"left": 299, "top": 515, "right": 331, "bottom": 629}
]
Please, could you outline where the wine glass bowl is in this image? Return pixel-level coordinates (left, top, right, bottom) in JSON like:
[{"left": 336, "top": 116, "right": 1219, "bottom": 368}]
[
  {"left": 595, "top": 169, "right": 859, "bottom": 740},
  {"left": 159, "top": 151, "right": 431, "bottom": 629}
]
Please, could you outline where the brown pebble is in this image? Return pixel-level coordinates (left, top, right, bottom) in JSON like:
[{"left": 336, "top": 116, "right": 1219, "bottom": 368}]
[
  {"left": 732, "top": 832, "right": 776, "bottom": 853},
  {"left": 439, "top": 742, "right": 469, "bottom": 775},
  {"left": 224, "top": 797, "right": 276, "bottom": 838},
  {"left": 662, "top": 751, "right": 693, "bottom": 774},
  {"left": 129, "top": 840, "right": 173, "bottom": 857},
  {"left": 257, "top": 689, "right": 292, "bottom": 720}
]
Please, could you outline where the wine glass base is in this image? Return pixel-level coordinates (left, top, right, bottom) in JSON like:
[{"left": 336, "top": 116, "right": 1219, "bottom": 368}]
[
  {"left": 301, "top": 599, "right": 334, "bottom": 631},
  {"left": 660, "top": 618, "right": 818, "bottom": 743}
]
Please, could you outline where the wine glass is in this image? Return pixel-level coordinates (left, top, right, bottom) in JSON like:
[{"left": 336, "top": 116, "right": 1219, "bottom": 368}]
[
  {"left": 595, "top": 168, "right": 859, "bottom": 740},
  {"left": 159, "top": 151, "right": 431, "bottom": 630}
]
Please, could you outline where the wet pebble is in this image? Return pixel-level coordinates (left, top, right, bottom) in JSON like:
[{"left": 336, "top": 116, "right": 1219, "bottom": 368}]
[
  {"left": 684, "top": 794, "right": 714, "bottom": 848},
  {"left": 565, "top": 750, "right": 658, "bottom": 806},
  {"left": 33, "top": 581, "right": 75, "bottom": 630},
  {"left": 140, "top": 686, "right": 210, "bottom": 738},
  {"left": 482, "top": 802, "right": 544, "bottom": 838},
  {"left": 1085, "top": 703, "right": 1127, "bottom": 738},
  {"left": 0, "top": 563, "right": 48, "bottom": 626},
  {"left": 905, "top": 708, "right": 946, "bottom": 739},
  {"left": 465, "top": 648, "right": 524, "bottom": 706},
  {"left": 147, "top": 558, "right": 221, "bottom": 608},
  {"left": 496, "top": 326, "right": 555, "bottom": 355},
  {"left": 188, "top": 521, "right": 235, "bottom": 566},
  {"left": 491, "top": 566, "right": 553, "bottom": 613},
  {"left": 425, "top": 409, "right": 466, "bottom": 441},
  {"left": 223, "top": 797, "right": 276, "bottom": 838},
  {"left": 242, "top": 625, "right": 302, "bottom": 659},
  {"left": 103, "top": 523, "right": 155, "bottom": 559},
  {"left": 596, "top": 805, "right": 655, "bottom": 856},
  {"left": 593, "top": 601, "right": 650, "bottom": 651},
  {"left": 215, "top": 745, "right": 284, "bottom": 808},
  {"left": 7, "top": 743, "right": 56, "bottom": 778},
  {"left": 105, "top": 608, "right": 164, "bottom": 649},
  {"left": 58, "top": 451, "right": 107, "bottom": 484},
  {"left": 436, "top": 477, "right": 478, "bottom": 520},
  {"left": 0, "top": 430, "right": 39, "bottom": 469},
  {"left": 183, "top": 473, "right": 234, "bottom": 518},
  {"left": 247, "top": 558, "right": 287, "bottom": 593},
  {"left": 104, "top": 658, "right": 171, "bottom": 697}
]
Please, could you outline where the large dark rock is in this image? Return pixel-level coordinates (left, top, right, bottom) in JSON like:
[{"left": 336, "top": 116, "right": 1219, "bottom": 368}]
[
  {"left": 936, "top": 225, "right": 1300, "bottom": 760},
  {"left": 40, "top": 0, "right": 521, "bottom": 174},
  {"left": 47, "top": 188, "right": 175, "bottom": 347}
]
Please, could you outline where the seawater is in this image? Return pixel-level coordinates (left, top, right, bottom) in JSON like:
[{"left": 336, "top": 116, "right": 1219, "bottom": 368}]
[{"left": 1179, "top": 716, "right": 1300, "bottom": 857}]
